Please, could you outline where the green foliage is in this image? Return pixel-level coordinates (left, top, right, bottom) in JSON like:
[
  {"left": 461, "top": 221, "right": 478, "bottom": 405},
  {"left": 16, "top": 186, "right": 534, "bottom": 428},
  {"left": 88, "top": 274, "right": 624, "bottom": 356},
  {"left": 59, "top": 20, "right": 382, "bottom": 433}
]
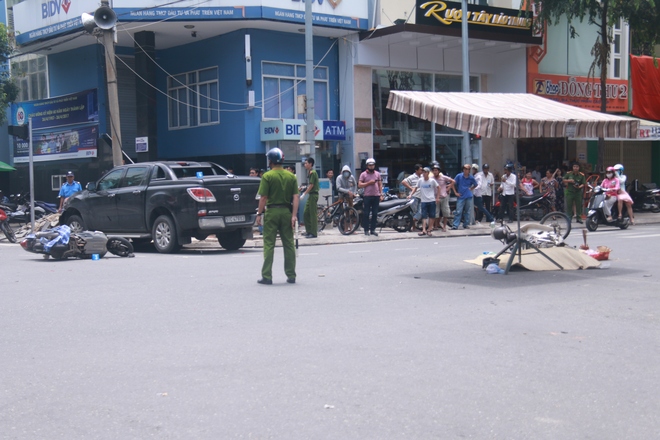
[{"left": 0, "top": 23, "right": 15, "bottom": 124}]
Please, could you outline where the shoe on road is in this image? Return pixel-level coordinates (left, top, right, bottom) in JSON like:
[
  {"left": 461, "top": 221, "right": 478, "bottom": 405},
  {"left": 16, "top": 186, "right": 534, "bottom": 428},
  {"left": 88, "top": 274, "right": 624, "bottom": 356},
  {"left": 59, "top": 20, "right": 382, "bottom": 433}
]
[
  {"left": 287, "top": 278, "right": 296, "bottom": 284},
  {"left": 257, "top": 278, "right": 273, "bottom": 285},
  {"left": 371, "top": 231, "right": 378, "bottom": 237}
]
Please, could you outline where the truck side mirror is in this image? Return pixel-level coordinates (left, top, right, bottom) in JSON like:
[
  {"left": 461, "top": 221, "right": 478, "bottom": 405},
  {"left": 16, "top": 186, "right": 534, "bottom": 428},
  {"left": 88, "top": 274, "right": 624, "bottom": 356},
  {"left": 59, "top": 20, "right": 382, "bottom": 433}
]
[{"left": 86, "top": 182, "right": 97, "bottom": 191}]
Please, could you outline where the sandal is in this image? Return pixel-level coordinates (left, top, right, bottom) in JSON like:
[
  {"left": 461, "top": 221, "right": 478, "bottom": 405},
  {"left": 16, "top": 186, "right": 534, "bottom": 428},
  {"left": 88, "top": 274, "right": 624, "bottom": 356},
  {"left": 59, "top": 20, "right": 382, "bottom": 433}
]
[
  {"left": 418, "top": 231, "right": 426, "bottom": 236},
  {"left": 427, "top": 231, "right": 432, "bottom": 237}
]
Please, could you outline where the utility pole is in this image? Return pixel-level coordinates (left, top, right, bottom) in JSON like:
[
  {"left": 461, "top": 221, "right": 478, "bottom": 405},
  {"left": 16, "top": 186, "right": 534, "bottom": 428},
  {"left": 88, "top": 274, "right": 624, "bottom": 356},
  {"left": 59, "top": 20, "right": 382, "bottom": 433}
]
[
  {"left": 100, "top": 0, "right": 123, "bottom": 167},
  {"left": 304, "top": 0, "right": 315, "bottom": 163},
  {"left": 461, "top": 0, "right": 471, "bottom": 165}
]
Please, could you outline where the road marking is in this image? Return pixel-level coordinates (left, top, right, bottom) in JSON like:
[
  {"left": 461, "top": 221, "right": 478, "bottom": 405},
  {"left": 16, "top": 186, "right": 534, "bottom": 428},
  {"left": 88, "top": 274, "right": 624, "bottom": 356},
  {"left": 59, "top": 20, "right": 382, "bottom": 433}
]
[
  {"left": 395, "top": 247, "right": 418, "bottom": 251},
  {"left": 299, "top": 253, "right": 318, "bottom": 256},
  {"left": 348, "top": 250, "right": 371, "bottom": 254},
  {"left": 619, "top": 233, "right": 660, "bottom": 239}
]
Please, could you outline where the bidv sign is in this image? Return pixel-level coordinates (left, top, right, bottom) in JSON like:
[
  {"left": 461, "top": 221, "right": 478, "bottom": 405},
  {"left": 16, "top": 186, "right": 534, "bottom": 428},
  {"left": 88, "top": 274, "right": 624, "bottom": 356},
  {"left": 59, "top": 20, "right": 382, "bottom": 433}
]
[
  {"left": 260, "top": 119, "right": 346, "bottom": 141},
  {"left": 42, "top": 0, "right": 72, "bottom": 18}
]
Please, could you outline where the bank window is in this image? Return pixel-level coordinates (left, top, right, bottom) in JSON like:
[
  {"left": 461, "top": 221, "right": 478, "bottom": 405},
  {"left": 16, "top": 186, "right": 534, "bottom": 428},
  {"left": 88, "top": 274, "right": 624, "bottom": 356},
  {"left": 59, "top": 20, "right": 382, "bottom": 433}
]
[
  {"left": 12, "top": 54, "right": 48, "bottom": 101},
  {"left": 262, "top": 61, "right": 329, "bottom": 120},
  {"left": 167, "top": 67, "right": 219, "bottom": 129}
]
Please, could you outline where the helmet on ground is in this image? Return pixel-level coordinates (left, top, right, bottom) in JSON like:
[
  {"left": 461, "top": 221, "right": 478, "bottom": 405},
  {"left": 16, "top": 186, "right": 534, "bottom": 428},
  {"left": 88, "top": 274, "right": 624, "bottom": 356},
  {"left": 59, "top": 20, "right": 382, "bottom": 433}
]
[
  {"left": 366, "top": 158, "right": 376, "bottom": 165},
  {"left": 606, "top": 166, "right": 615, "bottom": 172},
  {"left": 266, "top": 147, "right": 284, "bottom": 164},
  {"left": 613, "top": 164, "right": 624, "bottom": 173}
]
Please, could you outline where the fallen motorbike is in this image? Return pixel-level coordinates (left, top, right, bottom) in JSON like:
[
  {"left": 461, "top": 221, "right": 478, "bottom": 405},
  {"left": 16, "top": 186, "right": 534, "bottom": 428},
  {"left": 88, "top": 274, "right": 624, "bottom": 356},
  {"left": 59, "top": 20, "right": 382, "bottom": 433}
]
[
  {"left": 492, "top": 190, "right": 554, "bottom": 221},
  {"left": 0, "top": 207, "right": 17, "bottom": 243},
  {"left": 20, "top": 225, "right": 134, "bottom": 260},
  {"left": 585, "top": 185, "right": 629, "bottom": 231},
  {"left": 353, "top": 194, "right": 415, "bottom": 232},
  {"left": 627, "top": 179, "right": 660, "bottom": 213},
  {"left": 492, "top": 220, "right": 568, "bottom": 249}
]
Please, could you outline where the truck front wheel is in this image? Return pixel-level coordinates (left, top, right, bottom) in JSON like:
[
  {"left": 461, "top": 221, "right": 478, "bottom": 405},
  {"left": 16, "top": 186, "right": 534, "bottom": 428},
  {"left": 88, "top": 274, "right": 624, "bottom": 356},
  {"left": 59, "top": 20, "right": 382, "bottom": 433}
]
[
  {"left": 152, "top": 215, "right": 181, "bottom": 253},
  {"left": 217, "top": 232, "right": 246, "bottom": 251}
]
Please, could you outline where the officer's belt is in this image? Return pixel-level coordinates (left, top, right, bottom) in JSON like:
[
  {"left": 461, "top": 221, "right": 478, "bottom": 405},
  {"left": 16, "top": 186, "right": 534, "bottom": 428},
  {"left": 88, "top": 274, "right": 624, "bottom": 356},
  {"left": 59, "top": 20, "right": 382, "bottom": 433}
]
[{"left": 267, "top": 204, "right": 291, "bottom": 209}]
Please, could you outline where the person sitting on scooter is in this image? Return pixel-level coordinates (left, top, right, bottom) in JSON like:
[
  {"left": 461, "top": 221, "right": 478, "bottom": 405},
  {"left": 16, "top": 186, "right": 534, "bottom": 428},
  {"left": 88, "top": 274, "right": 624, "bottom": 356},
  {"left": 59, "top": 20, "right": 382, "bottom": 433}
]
[
  {"left": 613, "top": 164, "right": 635, "bottom": 225},
  {"left": 601, "top": 167, "right": 620, "bottom": 223}
]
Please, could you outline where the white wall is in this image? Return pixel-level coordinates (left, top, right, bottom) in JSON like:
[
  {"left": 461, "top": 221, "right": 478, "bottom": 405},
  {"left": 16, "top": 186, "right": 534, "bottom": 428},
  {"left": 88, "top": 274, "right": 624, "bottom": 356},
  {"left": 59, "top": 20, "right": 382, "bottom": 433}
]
[{"left": 379, "top": 0, "right": 415, "bottom": 25}]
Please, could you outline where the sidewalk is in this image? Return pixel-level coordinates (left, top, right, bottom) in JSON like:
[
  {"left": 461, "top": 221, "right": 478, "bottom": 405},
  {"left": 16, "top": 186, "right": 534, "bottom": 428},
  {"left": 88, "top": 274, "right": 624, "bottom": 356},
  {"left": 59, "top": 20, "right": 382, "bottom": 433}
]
[{"left": 192, "top": 211, "right": 659, "bottom": 250}]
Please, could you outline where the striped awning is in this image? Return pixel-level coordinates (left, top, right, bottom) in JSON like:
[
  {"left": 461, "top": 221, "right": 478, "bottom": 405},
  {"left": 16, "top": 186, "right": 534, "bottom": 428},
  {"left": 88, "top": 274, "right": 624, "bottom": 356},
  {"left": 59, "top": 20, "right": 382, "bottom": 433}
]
[{"left": 386, "top": 91, "right": 639, "bottom": 139}]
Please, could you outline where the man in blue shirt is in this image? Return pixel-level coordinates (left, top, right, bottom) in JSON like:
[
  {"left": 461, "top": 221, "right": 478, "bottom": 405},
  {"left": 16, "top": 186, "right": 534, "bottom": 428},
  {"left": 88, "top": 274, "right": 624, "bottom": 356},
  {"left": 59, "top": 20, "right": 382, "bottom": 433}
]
[
  {"left": 452, "top": 163, "right": 477, "bottom": 230},
  {"left": 58, "top": 171, "right": 82, "bottom": 212}
]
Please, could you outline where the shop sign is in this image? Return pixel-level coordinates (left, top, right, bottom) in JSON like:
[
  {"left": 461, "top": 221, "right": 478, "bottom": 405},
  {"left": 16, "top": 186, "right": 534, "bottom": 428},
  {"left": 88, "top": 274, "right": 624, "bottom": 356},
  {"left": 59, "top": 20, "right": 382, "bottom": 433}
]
[
  {"left": 261, "top": 119, "right": 346, "bottom": 141},
  {"left": 13, "top": 0, "right": 368, "bottom": 45},
  {"left": 10, "top": 89, "right": 99, "bottom": 163},
  {"left": 416, "top": 0, "right": 539, "bottom": 41},
  {"left": 638, "top": 126, "right": 660, "bottom": 140},
  {"left": 528, "top": 73, "right": 629, "bottom": 112}
]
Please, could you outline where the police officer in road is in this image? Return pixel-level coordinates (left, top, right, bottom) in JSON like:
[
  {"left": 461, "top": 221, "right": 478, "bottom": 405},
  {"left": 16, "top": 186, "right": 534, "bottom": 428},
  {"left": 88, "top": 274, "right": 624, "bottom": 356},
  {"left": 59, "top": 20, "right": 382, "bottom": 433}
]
[{"left": 255, "top": 148, "right": 300, "bottom": 285}]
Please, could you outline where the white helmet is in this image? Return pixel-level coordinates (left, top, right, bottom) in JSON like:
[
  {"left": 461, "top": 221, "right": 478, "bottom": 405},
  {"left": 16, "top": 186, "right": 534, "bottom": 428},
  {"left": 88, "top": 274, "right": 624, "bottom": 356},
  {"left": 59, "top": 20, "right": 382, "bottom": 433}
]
[
  {"left": 366, "top": 158, "right": 376, "bottom": 165},
  {"left": 613, "top": 164, "right": 624, "bottom": 173}
]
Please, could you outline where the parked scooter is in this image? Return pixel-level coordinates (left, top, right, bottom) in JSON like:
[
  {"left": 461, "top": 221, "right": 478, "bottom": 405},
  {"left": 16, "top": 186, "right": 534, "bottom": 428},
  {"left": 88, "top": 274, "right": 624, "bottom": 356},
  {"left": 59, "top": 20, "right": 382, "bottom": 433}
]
[
  {"left": 585, "top": 185, "right": 630, "bottom": 231},
  {"left": 353, "top": 193, "right": 415, "bottom": 232},
  {"left": 492, "top": 190, "right": 554, "bottom": 221},
  {"left": 0, "top": 207, "right": 17, "bottom": 242},
  {"left": 627, "top": 179, "right": 660, "bottom": 213},
  {"left": 0, "top": 193, "right": 58, "bottom": 223},
  {"left": 20, "top": 225, "right": 134, "bottom": 260}
]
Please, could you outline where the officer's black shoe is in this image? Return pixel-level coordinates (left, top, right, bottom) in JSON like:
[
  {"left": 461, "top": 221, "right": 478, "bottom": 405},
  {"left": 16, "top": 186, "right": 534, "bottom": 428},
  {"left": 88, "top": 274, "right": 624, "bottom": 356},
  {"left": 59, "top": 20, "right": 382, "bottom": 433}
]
[
  {"left": 364, "top": 231, "right": 370, "bottom": 236},
  {"left": 305, "top": 234, "right": 317, "bottom": 238},
  {"left": 576, "top": 217, "right": 583, "bottom": 224},
  {"left": 287, "top": 278, "right": 296, "bottom": 284},
  {"left": 257, "top": 278, "right": 273, "bottom": 285},
  {"left": 371, "top": 231, "right": 379, "bottom": 236}
]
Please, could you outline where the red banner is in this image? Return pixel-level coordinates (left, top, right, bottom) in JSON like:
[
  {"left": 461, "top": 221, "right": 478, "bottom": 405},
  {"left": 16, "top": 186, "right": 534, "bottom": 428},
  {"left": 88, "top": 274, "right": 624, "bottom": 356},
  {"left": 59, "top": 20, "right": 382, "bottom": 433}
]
[
  {"left": 631, "top": 55, "right": 660, "bottom": 121},
  {"left": 527, "top": 73, "right": 629, "bottom": 112}
]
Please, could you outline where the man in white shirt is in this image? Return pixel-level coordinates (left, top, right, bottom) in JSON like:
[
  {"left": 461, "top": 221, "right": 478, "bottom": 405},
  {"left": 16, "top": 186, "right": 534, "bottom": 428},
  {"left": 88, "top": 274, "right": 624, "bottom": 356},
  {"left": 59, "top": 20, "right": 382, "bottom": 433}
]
[
  {"left": 402, "top": 164, "right": 424, "bottom": 229},
  {"left": 410, "top": 167, "right": 439, "bottom": 236},
  {"left": 498, "top": 163, "right": 517, "bottom": 223},
  {"left": 472, "top": 164, "right": 494, "bottom": 224},
  {"left": 475, "top": 164, "right": 494, "bottom": 221}
]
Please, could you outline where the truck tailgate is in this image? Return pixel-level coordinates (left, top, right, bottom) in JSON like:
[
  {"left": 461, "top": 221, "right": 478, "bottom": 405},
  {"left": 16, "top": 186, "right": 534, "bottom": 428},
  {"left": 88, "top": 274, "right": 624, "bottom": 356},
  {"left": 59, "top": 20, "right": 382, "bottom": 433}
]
[{"left": 203, "top": 177, "right": 260, "bottom": 217}]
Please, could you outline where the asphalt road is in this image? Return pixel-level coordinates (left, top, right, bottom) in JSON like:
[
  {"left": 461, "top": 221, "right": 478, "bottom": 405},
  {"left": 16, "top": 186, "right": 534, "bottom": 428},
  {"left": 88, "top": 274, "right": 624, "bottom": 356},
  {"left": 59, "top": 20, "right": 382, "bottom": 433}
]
[{"left": 1, "top": 225, "right": 659, "bottom": 439}]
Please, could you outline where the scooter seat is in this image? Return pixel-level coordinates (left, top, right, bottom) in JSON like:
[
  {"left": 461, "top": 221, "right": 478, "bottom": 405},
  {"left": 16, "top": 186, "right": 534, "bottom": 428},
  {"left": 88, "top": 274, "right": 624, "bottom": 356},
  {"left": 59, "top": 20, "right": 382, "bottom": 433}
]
[
  {"left": 379, "top": 199, "right": 408, "bottom": 210},
  {"left": 35, "top": 231, "right": 60, "bottom": 240}
]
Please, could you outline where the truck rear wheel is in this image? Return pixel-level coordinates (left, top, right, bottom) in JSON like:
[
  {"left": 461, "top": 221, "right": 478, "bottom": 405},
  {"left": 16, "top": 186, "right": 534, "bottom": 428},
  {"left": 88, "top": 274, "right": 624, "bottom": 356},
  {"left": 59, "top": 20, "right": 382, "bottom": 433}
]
[
  {"left": 152, "top": 215, "right": 181, "bottom": 253},
  {"left": 217, "top": 232, "right": 246, "bottom": 251}
]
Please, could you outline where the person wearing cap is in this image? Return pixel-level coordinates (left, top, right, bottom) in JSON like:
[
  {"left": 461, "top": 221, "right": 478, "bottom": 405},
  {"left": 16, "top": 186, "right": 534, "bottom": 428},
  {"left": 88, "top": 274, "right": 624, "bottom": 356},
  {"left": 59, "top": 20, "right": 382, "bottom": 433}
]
[
  {"left": 409, "top": 167, "right": 439, "bottom": 236},
  {"left": 563, "top": 162, "right": 585, "bottom": 223},
  {"left": 471, "top": 164, "right": 494, "bottom": 225},
  {"left": 475, "top": 164, "right": 494, "bottom": 221},
  {"left": 256, "top": 148, "right": 299, "bottom": 285},
  {"left": 358, "top": 158, "right": 383, "bottom": 236},
  {"left": 451, "top": 164, "right": 478, "bottom": 230},
  {"left": 58, "top": 171, "right": 82, "bottom": 212},
  {"left": 301, "top": 157, "right": 319, "bottom": 238}
]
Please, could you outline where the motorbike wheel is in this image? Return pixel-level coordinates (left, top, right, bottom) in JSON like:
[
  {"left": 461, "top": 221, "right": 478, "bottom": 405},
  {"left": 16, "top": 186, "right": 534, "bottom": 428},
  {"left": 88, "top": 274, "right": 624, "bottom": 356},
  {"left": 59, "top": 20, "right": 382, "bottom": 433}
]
[
  {"left": 1, "top": 222, "right": 17, "bottom": 243},
  {"left": 619, "top": 221, "right": 630, "bottom": 230},
  {"left": 338, "top": 208, "right": 360, "bottom": 235},
  {"left": 393, "top": 212, "right": 413, "bottom": 233},
  {"left": 530, "top": 208, "right": 545, "bottom": 221},
  {"left": 586, "top": 214, "right": 599, "bottom": 232},
  {"left": 106, "top": 236, "right": 134, "bottom": 257},
  {"left": 317, "top": 206, "right": 326, "bottom": 232},
  {"left": 539, "top": 212, "right": 572, "bottom": 239},
  {"left": 652, "top": 205, "right": 660, "bottom": 213}
]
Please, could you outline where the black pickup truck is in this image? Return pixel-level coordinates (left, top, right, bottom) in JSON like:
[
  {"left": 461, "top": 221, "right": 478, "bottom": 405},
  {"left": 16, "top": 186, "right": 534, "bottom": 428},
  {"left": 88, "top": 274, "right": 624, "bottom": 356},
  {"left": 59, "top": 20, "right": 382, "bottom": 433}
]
[{"left": 60, "top": 161, "right": 260, "bottom": 253}]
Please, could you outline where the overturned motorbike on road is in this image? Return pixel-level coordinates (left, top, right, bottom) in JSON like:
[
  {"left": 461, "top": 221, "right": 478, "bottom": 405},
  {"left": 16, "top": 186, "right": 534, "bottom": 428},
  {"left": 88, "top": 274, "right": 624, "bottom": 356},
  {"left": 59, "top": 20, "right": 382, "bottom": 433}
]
[{"left": 20, "top": 225, "right": 134, "bottom": 260}]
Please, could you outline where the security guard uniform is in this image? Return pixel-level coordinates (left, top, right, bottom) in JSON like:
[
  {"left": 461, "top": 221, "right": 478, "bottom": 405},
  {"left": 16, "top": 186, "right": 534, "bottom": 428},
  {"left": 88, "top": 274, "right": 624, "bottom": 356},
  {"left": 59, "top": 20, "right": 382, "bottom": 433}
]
[{"left": 258, "top": 168, "right": 299, "bottom": 282}]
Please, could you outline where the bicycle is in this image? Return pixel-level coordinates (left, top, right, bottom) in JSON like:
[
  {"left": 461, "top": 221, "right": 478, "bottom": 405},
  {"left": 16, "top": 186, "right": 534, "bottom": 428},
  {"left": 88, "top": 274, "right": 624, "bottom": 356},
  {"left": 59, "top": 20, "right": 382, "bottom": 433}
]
[{"left": 317, "top": 195, "right": 360, "bottom": 235}]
